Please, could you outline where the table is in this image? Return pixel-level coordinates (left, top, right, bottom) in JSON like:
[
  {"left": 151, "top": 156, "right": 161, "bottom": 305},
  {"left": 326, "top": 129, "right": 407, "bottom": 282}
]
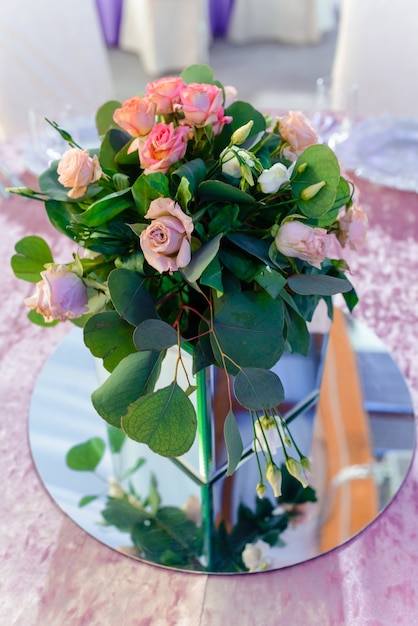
[{"left": 1, "top": 141, "right": 418, "bottom": 624}]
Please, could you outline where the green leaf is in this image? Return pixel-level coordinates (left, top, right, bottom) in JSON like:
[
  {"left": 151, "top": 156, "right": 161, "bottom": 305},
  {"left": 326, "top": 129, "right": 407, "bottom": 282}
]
[
  {"left": 72, "top": 188, "right": 132, "bottom": 227},
  {"left": 211, "top": 291, "right": 285, "bottom": 372},
  {"left": 131, "top": 506, "right": 202, "bottom": 567},
  {"left": 102, "top": 496, "right": 152, "bottom": 531},
  {"left": 172, "top": 158, "right": 207, "bottom": 198},
  {"left": 283, "top": 305, "right": 311, "bottom": 355},
  {"left": 134, "top": 319, "right": 179, "bottom": 351},
  {"left": 227, "top": 233, "right": 272, "bottom": 266},
  {"left": 11, "top": 236, "right": 53, "bottom": 282},
  {"left": 66, "top": 437, "right": 105, "bottom": 471},
  {"left": 181, "top": 233, "right": 223, "bottom": 283},
  {"left": 198, "top": 180, "right": 257, "bottom": 205},
  {"left": 44, "top": 198, "right": 85, "bottom": 238},
  {"left": 108, "top": 268, "right": 157, "bottom": 325},
  {"left": 234, "top": 368, "right": 285, "bottom": 410},
  {"left": 291, "top": 145, "right": 340, "bottom": 218},
  {"left": 96, "top": 100, "right": 121, "bottom": 136},
  {"left": 92, "top": 350, "right": 162, "bottom": 428},
  {"left": 121, "top": 382, "right": 197, "bottom": 457},
  {"left": 83, "top": 311, "right": 136, "bottom": 371},
  {"left": 107, "top": 424, "right": 126, "bottom": 453},
  {"left": 132, "top": 172, "right": 170, "bottom": 218},
  {"left": 223, "top": 101, "right": 267, "bottom": 141},
  {"left": 99, "top": 128, "right": 131, "bottom": 171},
  {"left": 199, "top": 254, "right": 224, "bottom": 292},
  {"left": 79, "top": 495, "right": 99, "bottom": 507},
  {"left": 224, "top": 410, "right": 243, "bottom": 476},
  {"left": 288, "top": 273, "right": 353, "bottom": 296},
  {"left": 181, "top": 64, "right": 215, "bottom": 84},
  {"left": 254, "top": 266, "right": 286, "bottom": 299},
  {"left": 220, "top": 247, "right": 262, "bottom": 283}
]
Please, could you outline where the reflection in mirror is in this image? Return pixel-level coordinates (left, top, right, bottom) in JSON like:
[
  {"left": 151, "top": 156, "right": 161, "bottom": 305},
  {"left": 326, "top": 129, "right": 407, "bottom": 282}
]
[{"left": 29, "top": 310, "right": 415, "bottom": 574}]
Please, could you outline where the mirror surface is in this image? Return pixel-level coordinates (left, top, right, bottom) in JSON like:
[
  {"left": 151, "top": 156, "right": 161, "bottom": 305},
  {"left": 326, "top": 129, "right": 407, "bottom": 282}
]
[{"left": 28, "top": 314, "right": 415, "bottom": 574}]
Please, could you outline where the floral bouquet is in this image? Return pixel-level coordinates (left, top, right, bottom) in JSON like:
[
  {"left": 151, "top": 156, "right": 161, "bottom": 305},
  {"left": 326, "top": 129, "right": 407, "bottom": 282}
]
[{"left": 10, "top": 64, "right": 367, "bottom": 500}]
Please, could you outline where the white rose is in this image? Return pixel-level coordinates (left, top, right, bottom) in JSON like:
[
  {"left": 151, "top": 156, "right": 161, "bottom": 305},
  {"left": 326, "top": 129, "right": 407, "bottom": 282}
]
[
  {"left": 258, "top": 162, "right": 290, "bottom": 194},
  {"left": 242, "top": 539, "right": 273, "bottom": 572}
]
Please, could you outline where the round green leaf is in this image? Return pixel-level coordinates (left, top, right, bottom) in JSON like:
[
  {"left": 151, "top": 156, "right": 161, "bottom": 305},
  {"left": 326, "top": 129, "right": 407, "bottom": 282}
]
[
  {"left": 92, "top": 350, "right": 162, "bottom": 427},
  {"left": 291, "top": 144, "right": 340, "bottom": 218},
  {"left": 83, "top": 311, "right": 136, "bottom": 371},
  {"left": 108, "top": 268, "right": 157, "bottom": 326},
  {"left": 234, "top": 367, "right": 285, "bottom": 410},
  {"left": 121, "top": 382, "right": 197, "bottom": 457},
  {"left": 66, "top": 437, "right": 105, "bottom": 471},
  {"left": 11, "top": 236, "right": 53, "bottom": 282},
  {"left": 211, "top": 291, "right": 285, "bottom": 372},
  {"left": 134, "top": 319, "right": 179, "bottom": 351}
]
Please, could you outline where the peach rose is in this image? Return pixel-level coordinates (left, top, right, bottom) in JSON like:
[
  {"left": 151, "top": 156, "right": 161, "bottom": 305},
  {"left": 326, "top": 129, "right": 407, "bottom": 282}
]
[
  {"left": 57, "top": 148, "right": 102, "bottom": 199},
  {"left": 338, "top": 204, "right": 368, "bottom": 250},
  {"left": 113, "top": 96, "right": 156, "bottom": 137},
  {"left": 177, "top": 83, "right": 232, "bottom": 135},
  {"left": 279, "top": 111, "right": 318, "bottom": 160},
  {"left": 138, "top": 122, "right": 189, "bottom": 174},
  {"left": 24, "top": 264, "right": 88, "bottom": 322},
  {"left": 145, "top": 76, "right": 186, "bottom": 115},
  {"left": 140, "top": 198, "right": 194, "bottom": 273},
  {"left": 274, "top": 221, "right": 329, "bottom": 269}
]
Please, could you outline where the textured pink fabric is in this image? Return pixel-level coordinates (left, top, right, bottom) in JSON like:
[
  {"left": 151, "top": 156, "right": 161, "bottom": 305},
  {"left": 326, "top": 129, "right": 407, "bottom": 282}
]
[{"left": 1, "top": 165, "right": 418, "bottom": 625}]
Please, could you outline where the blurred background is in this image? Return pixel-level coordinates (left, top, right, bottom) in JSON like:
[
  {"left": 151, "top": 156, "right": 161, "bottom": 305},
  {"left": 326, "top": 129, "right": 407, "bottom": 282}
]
[{"left": 1, "top": 0, "right": 417, "bottom": 144}]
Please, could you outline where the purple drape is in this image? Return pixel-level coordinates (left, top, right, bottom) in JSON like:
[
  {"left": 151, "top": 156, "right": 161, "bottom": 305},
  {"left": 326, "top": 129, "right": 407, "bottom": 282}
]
[
  {"left": 95, "top": 0, "right": 123, "bottom": 47},
  {"left": 209, "top": 0, "right": 235, "bottom": 38}
]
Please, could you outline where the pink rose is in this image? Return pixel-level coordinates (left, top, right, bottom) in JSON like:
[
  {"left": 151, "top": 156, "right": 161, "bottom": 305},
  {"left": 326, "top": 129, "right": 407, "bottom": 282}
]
[
  {"left": 57, "top": 148, "right": 102, "bottom": 199},
  {"left": 145, "top": 76, "right": 186, "bottom": 115},
  {"left": 338, "top": 204, "right": 368, "bottom": 250},
  {"left": 138, "top": 122, "right": 189, "bottom": 174},
  {"left": 24, "top": 264, "right": 88, "bottom": 322},
  {"left": 279, "top": 111, "right": 318, "bottom": 160},
  {"left": 113, "top": 96, "right": 156, "bottom": 137},
  {"left": 140, "top": 198, "right": 194, "bottom": 273},
  {"left": 274, "top": 221, "right": 329, "bottom": 269},
  {"left": 177, "top": 83, "right": 232, "bottom": 135}
]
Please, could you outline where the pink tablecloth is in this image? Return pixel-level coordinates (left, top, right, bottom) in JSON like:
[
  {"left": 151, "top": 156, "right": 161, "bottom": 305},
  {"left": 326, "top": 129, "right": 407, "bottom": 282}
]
[{"left": 1, "top": 164, "right": 418, "bottom": 625}]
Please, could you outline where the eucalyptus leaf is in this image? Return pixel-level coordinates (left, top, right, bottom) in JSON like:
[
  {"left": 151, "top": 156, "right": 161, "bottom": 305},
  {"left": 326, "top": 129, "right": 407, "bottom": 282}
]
[
  {"left": 108, "top": 268, "right": 157, "bottom": 325},
  {"left": 234, "top": 367, "right": 285, "bottom": 410},
  {"left": 102, "top": 496, "right": 152, "bottom": 530},
  {"left": 181, "top": 233, "right": 223, "bottom": 283},
  {"left": 92, "top": 350, "right": 162, "bottom": 428},
  {"left": 107, "top": 424, "right": 126, "bottom": 453},
  {"left": 224, "top": 410, "right": 243, "bottom": 476},
  {"left": 254, "top": 266, "right": 286, "bottom": 299},
  {"left": 96, "top": 100, "right": 122, "bottom": 136},
  {"left": 44, "top": 198, "right": 85, "bottom": 238},
  {"left": 198, "top": 180, "right": 257, "bottom": 205},
  {"left": 99, "top": 128, "right": 131, "bottom": 171},
  {"left": 66, "top": 437, "right": 105, "bottom": 471},
  {"left": 134, "top": 319, "right": 179, "bottom": 351},
  {"left": 83, "top": 311, "right": 137, "bottom": 371},
  {"left": 11, "top": 236, "right": 53, "bottom": 282},
  {"left": 288, "top": 273, "right": 353, "bottom": 296},
  {"left": 121, "top": 382, "right": 197, "bottom": 457},
  {"left": 291, "top": 144, "right": 340, "bottom": 218},
  {"left": 131, "top": 506, "right": 202, "bottom": 567},
  {"left": 181, "top": 64, "right": 215, "bottom": 84},
  {"left": 211, "top": 291, "right": 285, "bottom": 372}
]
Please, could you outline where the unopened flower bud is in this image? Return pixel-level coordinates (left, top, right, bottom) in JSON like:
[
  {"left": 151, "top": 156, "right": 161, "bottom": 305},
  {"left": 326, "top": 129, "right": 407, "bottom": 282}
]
[
  {"left": 300, "top": 456, "right": 313, "bottom": 474},
  {"left": 230, "top": 120, "right": 254, "bottom": 145},
  {"left": 256, "top": 481, "right": 267, "bottom": 499},
  {"left": 301, "top": 180, "right": 326, "bottom": 201},
  {"left": 286, "top": 457, "right": 309, "bottom": 489},
  {"left": 297, "top": 162, "right": 308, "bottom": 174},
  {"left": 265, "top": 462, "right": 282, "bottom": 497}
]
